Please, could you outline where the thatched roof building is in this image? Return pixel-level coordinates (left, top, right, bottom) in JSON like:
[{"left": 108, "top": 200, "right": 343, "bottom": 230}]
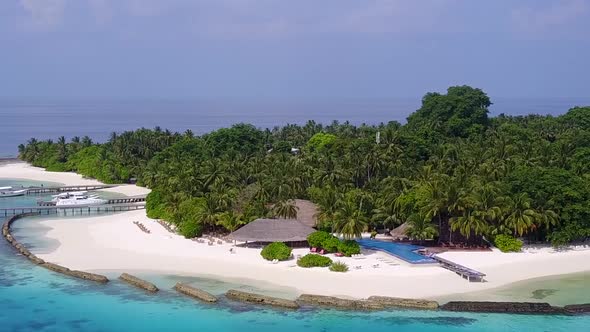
[
  {"left": 228, "top": 218, "right": 316, "bottom": 243},
  {"left": 293, "top": 199, "right": 319, "bottom": 227},
  {"left": 390, "top": 222, "right": 410, "bottom": 240}
]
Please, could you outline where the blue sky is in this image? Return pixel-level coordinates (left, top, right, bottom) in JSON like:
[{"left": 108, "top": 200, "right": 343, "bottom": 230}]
[{"left": 1, "top": 0, "right": 589, "bottom": 99}]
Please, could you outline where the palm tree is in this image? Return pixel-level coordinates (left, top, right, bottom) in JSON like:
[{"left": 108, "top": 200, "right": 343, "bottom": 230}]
[
  {"left": 81, "top": 136, "right": 93, "bottom": 147},
  {"left": 419, "top": 179, "right": 447, "bottom": 241},
  {"left": 57, "top": 136, "right": 67, "bottom": 162},
  {"left": 450, "top": 210, "right": 489, "bottom": 239},
  {"left": 197, "top": 194, "right": 222, "bottom": 229},
  {"left": 406, "top": 213, "right": 438, "bottom": 245},
  {"left": 216, "top": 211, "right": 246, "bottom": 232},
  {"left": 272, "top": 199, "right": 298, "bottom": 219},
  {"left": 333, "top": 198, "right": 368, "bottom": 239},
  {"left": 504, "top": 193, "right": 538, "bottom": 237},
  {"left": 536, "top": 207, "right": 559, "bottom": 231}
]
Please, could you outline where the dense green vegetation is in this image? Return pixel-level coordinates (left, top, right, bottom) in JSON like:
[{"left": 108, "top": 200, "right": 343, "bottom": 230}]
[
  {"left": 307, "top": 231, "right": 333, "bottom": 249},
  {"left": 494, "top": 234, "right": 523, "bottom": 253},
  {"left": 297, "top": 254, "right": 333, "bottom": 268},
  {"left": 306, "top": 231, "right": 360, "bottom": 255},
  {"left": 329, "top": 261, "right": 349, "bottom": 272},
  {"left": 338, "top": 240, "right": 361, "bottom": 257},
  {"left": 19, "top": 86, "right": 590, "bottom": 246},
  {"left": 260, "top": 242, "right": 292, "bottom": 261}
]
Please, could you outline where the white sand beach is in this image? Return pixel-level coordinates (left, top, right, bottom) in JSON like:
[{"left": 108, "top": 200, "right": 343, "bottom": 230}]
[
  {"left": 0, "top": 161, "right": 150, "bottom": 196},
  {"left": 2, "top": 162, "right": 590, "bottom": 300}
]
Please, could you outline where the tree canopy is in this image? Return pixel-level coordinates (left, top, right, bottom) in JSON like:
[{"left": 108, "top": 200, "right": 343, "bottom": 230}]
[{"left": 18, "top": 87, "right": 590, "bottom": 246}]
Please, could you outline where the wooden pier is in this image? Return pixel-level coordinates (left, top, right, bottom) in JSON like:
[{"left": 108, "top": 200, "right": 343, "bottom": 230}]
[
  {"left": 432, "top": 255, "right": 486, "bottom": 282},
  {"left": 23, "top": 184, "right": 117, "bottom": 195},
  {"left": 0, "top": 203, "right": 146, "bottom": 217}
]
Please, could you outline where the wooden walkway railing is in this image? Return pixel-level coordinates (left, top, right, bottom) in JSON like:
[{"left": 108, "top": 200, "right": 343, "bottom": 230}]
[
  {"left": 0, "top": 203, "right": 146, "bottom": 217},
  {"left": 23, "top": 184, "right": 117, "bottom": 194}
]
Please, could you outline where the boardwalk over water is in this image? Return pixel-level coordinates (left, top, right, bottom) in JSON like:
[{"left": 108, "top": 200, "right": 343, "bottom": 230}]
[
  {"left": 0, "top": 203, "right": 146, "bottom": 217},
  {"left": 23, "top": 184, "right": 117, "bottom": 194}
]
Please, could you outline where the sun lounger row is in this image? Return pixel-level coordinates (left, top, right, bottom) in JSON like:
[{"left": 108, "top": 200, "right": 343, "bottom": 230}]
[
  {"left": 156, "top": 219, "right": 175, "bottom": 233},
  {"left": 440, "top": 242, "right": 489, "bottom": 250},
  {"left": 133, "top": 221, "right": 151, "bottom": 234}
]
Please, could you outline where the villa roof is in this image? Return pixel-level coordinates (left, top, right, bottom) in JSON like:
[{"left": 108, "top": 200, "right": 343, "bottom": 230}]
[
  {"left": 228, "top": 218, "right": 316, "bottom": 243},
  {"left": 390, "top": 222, "right": 410, "bottom": 239},
  {"left": 293, "top": 199, "right": 319, "bottom": 227}
]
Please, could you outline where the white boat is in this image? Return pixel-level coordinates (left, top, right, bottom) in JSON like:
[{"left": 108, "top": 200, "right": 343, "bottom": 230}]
[
  {"left": 55, "top": 192, "right": 107, "bottom": 207},
  {"left": 51, "top": 191, "right": 88, "bottom": 202},
  {"left": 0, "top": 186, "right": 27, "bottom": 198}
]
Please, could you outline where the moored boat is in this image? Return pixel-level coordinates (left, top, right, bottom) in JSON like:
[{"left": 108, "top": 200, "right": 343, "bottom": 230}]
[
  {"left": 0, "top": 186, "right": 27, "bottom": 198},
  {"left": 55, "top": 192, "right": 107, "bottom": 207}
]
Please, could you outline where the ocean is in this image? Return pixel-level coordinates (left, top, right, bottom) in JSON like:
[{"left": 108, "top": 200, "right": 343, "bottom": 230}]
[
  {"left": 1, "top": 97, "right": 590, "bottom": 157},
  {"left": 0, "top": 179, "right": 589, "bottom": 331}
]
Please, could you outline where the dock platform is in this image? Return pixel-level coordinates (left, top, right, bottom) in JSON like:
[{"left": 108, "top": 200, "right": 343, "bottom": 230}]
[
  {"left": 432, "top": 255, "right": 486, "bottom": 282},
  {"left": 23, "top": 184, "right": 117, "bottom": 194}
]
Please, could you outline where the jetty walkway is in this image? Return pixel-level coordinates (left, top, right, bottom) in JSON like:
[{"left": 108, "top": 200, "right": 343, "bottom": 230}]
[
  {"left": 22, "top": 184, "right": 117, "bottom": 194},
  {"left": 0, "top": 203, "right": 146, "bottom": 217},
  {"left": 432, "top": 255, "right": 486, "bottom": 282}
]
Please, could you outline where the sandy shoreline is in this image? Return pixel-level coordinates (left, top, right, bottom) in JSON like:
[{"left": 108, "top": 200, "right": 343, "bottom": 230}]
[{"left": 2, "top": 161, "right": 590, "bottom": 300}]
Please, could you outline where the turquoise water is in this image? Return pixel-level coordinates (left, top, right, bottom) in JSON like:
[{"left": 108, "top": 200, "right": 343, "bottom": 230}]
[
  {"left": 357, "top": 238, "right": 436, "bottom": 264},
  {"left": 1, "top": 180, "right": 589, "bottom": 331}
]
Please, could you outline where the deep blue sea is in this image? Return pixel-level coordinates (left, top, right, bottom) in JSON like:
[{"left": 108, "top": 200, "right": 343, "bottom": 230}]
[
  {"left": 1, "top": 97, "right": 590, "bottom": 157},
  {"left": 0, "top": 179, "right": 589, "bottom": 331}
]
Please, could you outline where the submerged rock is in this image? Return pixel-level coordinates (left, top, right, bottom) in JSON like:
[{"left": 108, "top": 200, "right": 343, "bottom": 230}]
[
  {"left": 174, "top": 282, "right": 218, "bottom": 303},
  {"left": 226, "top": 289, "right": 299, "bottom": 309},
  {"left": 297, "top": 294, "right": 383, "bottom": 310},
  {"left": 440, "top": 301, "right": 564, "bottom": 314},
  {"left": 41, "top": 262, "right": 109, "bottom": 283},
  {"left": 367, "top": 296, "right": 439, "bottom": 310},
  {"left": 119, "top": 273, "right": 159, "bottom": 292},
  {"left": 27, "top": 255, "right": 45, "bottom": 265},
  {"left": 563, "top": 303, "right": 590, "bottom": 314}
]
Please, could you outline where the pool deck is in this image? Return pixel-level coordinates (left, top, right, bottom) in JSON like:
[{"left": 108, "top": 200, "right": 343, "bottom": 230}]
[
  {"left": 357, "top": 239, "right": 438, "bottom": 265},
  {"left": 358, "top": 238, "right": 487, "bottom": 282}
]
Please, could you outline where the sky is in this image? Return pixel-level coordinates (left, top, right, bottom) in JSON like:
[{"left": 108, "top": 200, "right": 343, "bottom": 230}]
[{"left": 1, "top": 0, "right": 589, "bottom": 100}]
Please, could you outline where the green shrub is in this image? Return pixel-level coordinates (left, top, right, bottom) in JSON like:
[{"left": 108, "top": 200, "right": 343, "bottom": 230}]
[
  {"left": 370, "top": 230, "right": 378, "bottom": 239},
  {"left": 179, "top": 220, "right": 203, "bottom": 239},
  {"left": 494, "top": 234, "right": 523, "bottom": 252},
  {"left": 307, "top": 231, "right": 332, "bottom": 248},
  {"left": 261, "top": 242, "right": 293, "bottom": 261},
  {"left": 337, "top": 240, "right": 361, "bottom": 257},
  {"left": 297, "top": 254, "right": 333, "bottom": 268},
  {"left": 329, "top": 261, "right": 349, "bottom": 272},
  {"left": 321, "top": 236, "right": 340, "bottom": 253},
  {"left": 146, "top": 190, "right": 169, "bottom": 220}
]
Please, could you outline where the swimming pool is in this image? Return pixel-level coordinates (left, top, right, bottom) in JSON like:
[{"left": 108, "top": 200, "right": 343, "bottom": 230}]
[{"left": 357, "top": 239, "right": 437, "bottom": 264}]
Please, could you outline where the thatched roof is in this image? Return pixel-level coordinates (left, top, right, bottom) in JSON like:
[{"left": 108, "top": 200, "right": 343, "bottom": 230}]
[
  {"left": 294, "top": 199, "right": 319, "bottom": 227},
  {"left": 228, "top": 218, "right": 316, "bottom": 243},
  {"left": 390, "top": 222, "right": 410, "bottom": 239}
]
